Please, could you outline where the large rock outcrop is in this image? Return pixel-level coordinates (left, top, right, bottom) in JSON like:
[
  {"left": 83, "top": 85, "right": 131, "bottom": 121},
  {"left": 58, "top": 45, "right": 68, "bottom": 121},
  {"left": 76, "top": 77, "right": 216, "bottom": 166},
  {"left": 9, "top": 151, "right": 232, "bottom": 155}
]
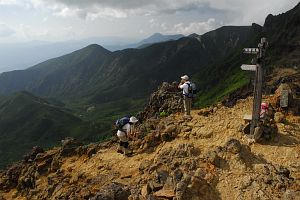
[{"left": 138, "top": 82, "right": 183, "bottom": 121}]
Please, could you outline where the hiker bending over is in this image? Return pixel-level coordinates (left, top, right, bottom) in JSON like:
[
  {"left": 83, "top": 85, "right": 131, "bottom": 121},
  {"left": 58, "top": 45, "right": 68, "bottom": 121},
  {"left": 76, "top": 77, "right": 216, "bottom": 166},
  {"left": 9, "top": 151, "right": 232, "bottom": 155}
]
[
  {"left": 115, "top": 116, "right": 138, "bottom": 156},
  {"left": 178, "top": 75, "right": 193, "bottom": 117}
]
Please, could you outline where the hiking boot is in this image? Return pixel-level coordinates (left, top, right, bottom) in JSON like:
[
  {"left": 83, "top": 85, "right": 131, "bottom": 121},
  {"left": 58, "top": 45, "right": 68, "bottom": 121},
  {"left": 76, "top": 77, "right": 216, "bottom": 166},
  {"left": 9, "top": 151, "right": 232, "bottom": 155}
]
[{"left": 123, "top": 148, "right": 132, "bottom": 156}]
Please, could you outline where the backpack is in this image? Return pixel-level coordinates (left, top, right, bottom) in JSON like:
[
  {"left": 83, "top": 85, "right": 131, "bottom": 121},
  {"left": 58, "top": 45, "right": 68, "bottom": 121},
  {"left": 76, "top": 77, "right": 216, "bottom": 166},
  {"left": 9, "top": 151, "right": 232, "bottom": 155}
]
[
  {"left": 185, "top": 83, "right": 195, "bottom": 98},
  {"left": 191, "top": 82, "right": 197, "bottom": 95},
  {"left": 115, "top": 116, "right": 130, "bottom": 131}
]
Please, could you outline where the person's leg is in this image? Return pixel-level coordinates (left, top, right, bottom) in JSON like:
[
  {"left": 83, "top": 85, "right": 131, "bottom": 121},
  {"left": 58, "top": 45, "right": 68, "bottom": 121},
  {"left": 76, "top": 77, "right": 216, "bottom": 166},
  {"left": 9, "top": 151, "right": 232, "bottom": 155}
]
[
  {"left": 117, "top": 131, "right": 129, "bottom": 154},
  {"left": 187, "top": 98, "right": 192, "bottom": 115},
  {"left": 117, "top": 141, "right": 123, "bottom": 153},
  {"left": 122, "top": 141, "right": 130, "bottom": 155},
  {"left": 183, "top": 96, "right": 188, "bottom": 115}
]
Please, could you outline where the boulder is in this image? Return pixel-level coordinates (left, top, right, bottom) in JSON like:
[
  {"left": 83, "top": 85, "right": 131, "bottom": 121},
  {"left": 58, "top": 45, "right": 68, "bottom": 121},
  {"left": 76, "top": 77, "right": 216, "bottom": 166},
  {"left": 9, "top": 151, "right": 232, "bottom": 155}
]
[
  {"left": 153, "top": 189, "right": 175, "bottom": 199},
  {"left": 141, "top": 184, "right": 151, "bottom": 197},
  {"left": 274, "top": 112, "right": 285, "bottom": 123},
  {"left": 198, "top": 108, "right": 213, "bottom": 117},
  {"left": 59, "top": 138, "right": 83, "bottom": 157},
  {"left": 204, "top": 151, "right": 221, "bottom": 167},
  {"left": 90, "top": 183, "right": 131, "bottom": 200},
  {"left": 23, "top": 146, "right": 44, "bottom": 162},
  {"left": 224, "top": 139, "right": 242, "bottom": 154},
  {"left": 86, "top": 144, "right": 99, "bottom": 158},
  {"left": 138, "top": 82, "right": 182, "bottom": 121}
]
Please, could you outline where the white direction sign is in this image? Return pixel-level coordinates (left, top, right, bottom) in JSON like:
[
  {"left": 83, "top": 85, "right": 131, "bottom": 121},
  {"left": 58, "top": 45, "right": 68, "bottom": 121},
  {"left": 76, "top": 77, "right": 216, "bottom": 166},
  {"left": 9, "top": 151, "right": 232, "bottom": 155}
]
[
  {"left": 241, "top": 64, "right": 257, "bottom": 71},
  {"left": 243, "top": 48, "right": 259, "bottom": 54}
]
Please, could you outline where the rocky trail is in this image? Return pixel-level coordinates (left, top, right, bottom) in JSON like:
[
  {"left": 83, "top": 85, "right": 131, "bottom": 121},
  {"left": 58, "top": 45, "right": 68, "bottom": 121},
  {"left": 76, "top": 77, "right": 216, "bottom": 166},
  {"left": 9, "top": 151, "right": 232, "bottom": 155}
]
[{"left": 0, "top": 71, "right": 300, "bottom": 200}]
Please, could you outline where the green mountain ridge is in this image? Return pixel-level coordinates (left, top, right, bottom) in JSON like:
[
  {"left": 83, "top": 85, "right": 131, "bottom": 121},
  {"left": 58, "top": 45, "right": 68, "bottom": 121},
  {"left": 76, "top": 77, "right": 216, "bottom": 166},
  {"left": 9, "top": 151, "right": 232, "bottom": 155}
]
[
  {"left": 0, "top": 92, "right": 82, "bottom": 168},
  {"left": 263, "top": 3, "right": 300, "bottom": 66},
  {"left": 0, "top": 25, "right": 257, "bottom": 104}
]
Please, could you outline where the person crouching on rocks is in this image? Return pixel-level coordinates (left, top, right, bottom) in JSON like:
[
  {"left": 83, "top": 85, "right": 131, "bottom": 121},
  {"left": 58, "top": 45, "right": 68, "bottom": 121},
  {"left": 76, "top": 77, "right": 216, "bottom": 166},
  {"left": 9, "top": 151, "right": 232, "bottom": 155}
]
[
  {"left": 115, "top": 116, "right": 139, "bottom": 156},
  {"left": 178, "top": 75, "right": 193, "bottom": 119}
]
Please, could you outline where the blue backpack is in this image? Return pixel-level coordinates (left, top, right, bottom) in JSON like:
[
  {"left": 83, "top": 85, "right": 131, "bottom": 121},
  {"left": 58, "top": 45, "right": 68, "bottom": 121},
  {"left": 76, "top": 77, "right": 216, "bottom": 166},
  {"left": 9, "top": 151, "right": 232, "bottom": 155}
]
[
  {"left": 186, "top": 83, "right": 196, "bottom": 98},
  {"left": 115, "top": 116, "right": 130, "bottom": 131}
]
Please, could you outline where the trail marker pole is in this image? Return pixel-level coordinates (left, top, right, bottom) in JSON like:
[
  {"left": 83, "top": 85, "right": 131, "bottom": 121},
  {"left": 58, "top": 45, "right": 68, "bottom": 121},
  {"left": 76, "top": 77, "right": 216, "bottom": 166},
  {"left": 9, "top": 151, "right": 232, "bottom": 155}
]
[{"left": 241, "top": 38, "right": 268, "bottom": 135}]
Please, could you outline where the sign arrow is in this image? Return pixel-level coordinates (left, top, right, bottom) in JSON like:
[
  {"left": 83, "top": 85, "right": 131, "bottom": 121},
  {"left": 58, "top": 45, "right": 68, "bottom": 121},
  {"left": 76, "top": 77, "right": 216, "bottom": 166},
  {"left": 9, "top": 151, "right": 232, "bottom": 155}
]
[{"left": 241, "top": 64, "right": 257, "bottom": 71}]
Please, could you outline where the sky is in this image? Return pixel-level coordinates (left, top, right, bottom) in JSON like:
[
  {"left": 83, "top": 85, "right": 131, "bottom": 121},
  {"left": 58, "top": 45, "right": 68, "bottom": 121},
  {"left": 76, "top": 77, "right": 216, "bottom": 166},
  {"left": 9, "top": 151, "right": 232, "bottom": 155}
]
[{"left": 0, "top": 0, "right": 299, "bottom": 43}]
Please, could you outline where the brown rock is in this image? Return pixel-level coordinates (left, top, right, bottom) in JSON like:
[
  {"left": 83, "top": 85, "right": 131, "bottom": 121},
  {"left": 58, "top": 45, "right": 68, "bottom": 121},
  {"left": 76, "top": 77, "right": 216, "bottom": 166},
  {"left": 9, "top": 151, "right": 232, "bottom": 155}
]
[
  {"left": 224, "top": 139, "right": 242, "bottom": 154},
  {"left": 50, "top": 158, "right": 60, "bottom": 172},
  {"left": 274, "top": 112, "right": 285, "bottom": 123},
  {"left": 87, "top": 146, "right": 98, "bottom": 158},
  {"left": 137, "top": 82, "right": 182, "bottom": 121},
  {"left": 59, "top": 138, "right": 83, "bottom": 157},
  {"left": 161, "top": 132, "right": 173, "bottom": 141},
  {"left": 164, "top": 125, "right": 177, "bottom": 133},
  {"left": 139, "top": 160, "right": 152, "bottom": 172},
  {"left": 36, "top": 159, "right": 51, "bottom": 174},
  {"left": 204, "top": 151, "right": 221, "bottom": 167},
  {"left": 198, "top": 108, "right": 213, "bottom": 117},
  {"left": 90, "top": 183, "right": 131, "bottom": 200},
  {"left": 183, "top": 127, "right": 192, "bottom": 132},
  {"left": 149, "top": 180, "right": 164, "bottom": 192},
  {"left": 153, "top": 189, "right": 175, "bottom": 199},
  {"left": 141, "top": 184, "right": 151, "bottom": 197}
]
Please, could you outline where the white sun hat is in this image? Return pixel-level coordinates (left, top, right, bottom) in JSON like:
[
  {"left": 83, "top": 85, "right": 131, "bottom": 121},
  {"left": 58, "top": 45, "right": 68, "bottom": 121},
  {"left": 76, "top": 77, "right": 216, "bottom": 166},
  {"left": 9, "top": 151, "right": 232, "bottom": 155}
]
[
  {"left": 180, "top": 75, "right": 189, "bottom": 80},
  {"left": 129, "top": 116, "right": 139, "bottom": 123}
]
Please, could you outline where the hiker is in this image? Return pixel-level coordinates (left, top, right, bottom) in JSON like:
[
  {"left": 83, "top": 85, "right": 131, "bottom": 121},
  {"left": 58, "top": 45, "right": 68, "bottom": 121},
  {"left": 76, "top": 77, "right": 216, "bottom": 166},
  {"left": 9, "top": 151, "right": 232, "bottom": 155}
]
[
  {"left": 115, "top": 116, "right": 139, "bottom": 156},
  {"left": 178, "top": 75, "right": 193, "bottom": 117},
  {"left": 260, "top": 102, "right": 269, "bottom": 118}
]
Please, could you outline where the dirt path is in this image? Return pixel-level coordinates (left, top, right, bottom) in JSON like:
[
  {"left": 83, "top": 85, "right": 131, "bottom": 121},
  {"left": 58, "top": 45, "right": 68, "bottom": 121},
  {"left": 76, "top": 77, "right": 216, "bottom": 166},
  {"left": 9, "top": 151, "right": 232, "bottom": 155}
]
[{"left": 1, "top": 96, "right": 300, "bottom": 199}]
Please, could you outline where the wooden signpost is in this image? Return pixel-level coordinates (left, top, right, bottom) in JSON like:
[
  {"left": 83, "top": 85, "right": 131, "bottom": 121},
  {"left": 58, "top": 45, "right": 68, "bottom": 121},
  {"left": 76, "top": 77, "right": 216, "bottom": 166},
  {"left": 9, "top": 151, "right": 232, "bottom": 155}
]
[{"left": 241, "top": 38, "right": 268, "bottom": 135}]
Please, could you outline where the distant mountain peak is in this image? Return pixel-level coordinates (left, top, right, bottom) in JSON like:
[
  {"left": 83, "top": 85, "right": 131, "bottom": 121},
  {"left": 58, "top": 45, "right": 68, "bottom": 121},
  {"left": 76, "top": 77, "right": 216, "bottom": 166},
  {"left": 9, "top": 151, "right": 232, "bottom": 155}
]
[
  {"left": 136, "top": 33, "right": 184, "bottom": 49},
  {"left": 83, "top": 44, "right": 111, "bottom": 54},
  {"left": 188, "top": 33, "right": 200, "bottom": 38},
  {"left": 151, "top": 33, "right": 163, "bottom": 37}
]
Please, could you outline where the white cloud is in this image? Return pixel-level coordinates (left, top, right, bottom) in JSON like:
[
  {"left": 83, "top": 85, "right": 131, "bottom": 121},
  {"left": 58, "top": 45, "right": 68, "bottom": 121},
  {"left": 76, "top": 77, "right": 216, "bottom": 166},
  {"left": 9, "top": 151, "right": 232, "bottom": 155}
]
[
  {"left": 0, "top": 0, "right": 19, "bottom": 5},
  {"left": 0, "top": 0, "right": 298, "bottom": 42},
  {"left": 160, "top": 23, "right": 167, "bottom": 31},
  {"left": 171, "top": 18, "right": 218, "bottom": 35},
  {"left": 1, "top": 0, "right": 298, "bottom": 23},
  {"left": 0, "top": 24, "right": 15, "bottom": 37},
  {"left": 51, "top": 4, "right": 128, "bottom": 20},
  {"left": 86, "top": 7, "right": 128, "bottom": 20},
  {"left": 30, "top": 0, "right": 216, "bottom": 20}
]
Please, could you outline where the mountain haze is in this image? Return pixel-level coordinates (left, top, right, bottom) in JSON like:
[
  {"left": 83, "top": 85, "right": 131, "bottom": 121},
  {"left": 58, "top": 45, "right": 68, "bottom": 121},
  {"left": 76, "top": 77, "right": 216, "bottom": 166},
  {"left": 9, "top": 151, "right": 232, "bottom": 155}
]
[
  {"left": 0, "top": 25, "right": 259, "bottom": 104},
  {"left": 104, "top": 33, "right": 184, "bottom": 51},
  {"left": 135, "top": 33, "right": 184, "bottom": 49},
  {"left": 0, "top": 33, "right": 184, "bottom": 73}
]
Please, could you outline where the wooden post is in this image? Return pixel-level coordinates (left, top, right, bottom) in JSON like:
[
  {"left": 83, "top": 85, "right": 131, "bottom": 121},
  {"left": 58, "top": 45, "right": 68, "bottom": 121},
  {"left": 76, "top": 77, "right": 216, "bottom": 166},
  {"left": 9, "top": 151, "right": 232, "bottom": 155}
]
[
  {"left": 241, "top": 38, "right": 267, "bottom": 135},
  {"left": 250, "top": 63, "right": 263, "bottom": 134}
]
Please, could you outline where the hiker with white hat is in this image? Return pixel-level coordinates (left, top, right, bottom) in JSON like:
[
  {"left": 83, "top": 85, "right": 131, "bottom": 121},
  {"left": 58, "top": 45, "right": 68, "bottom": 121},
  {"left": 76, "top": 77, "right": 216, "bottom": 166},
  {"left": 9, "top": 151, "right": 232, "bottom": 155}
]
[
  {"left": 115, "top": 116, "right": 139, "bottom": 156},
  {"left": 178, "top": 75, "right": 193, "bottom": 117}
]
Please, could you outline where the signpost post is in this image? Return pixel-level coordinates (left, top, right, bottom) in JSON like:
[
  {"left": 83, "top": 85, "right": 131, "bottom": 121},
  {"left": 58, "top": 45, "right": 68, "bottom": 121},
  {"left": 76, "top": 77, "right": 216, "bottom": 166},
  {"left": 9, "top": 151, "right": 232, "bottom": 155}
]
[{"left": 241, "top": 38, "right": 268, "bottom": 135}]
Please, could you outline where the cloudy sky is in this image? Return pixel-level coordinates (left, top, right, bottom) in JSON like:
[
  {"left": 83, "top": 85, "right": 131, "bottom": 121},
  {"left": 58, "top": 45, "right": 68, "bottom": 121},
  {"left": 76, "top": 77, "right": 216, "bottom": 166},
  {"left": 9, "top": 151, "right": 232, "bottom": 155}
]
[{"left": 0, "top": 0, "right": 298, "bottom": 43}]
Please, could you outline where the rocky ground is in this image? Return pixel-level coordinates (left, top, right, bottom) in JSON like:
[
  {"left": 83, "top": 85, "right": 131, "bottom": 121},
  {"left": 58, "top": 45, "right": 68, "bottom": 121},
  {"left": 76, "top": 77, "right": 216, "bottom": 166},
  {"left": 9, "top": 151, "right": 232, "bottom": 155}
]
[{"left": 0, "top": 70, "right": 300, "bottom": 200}]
